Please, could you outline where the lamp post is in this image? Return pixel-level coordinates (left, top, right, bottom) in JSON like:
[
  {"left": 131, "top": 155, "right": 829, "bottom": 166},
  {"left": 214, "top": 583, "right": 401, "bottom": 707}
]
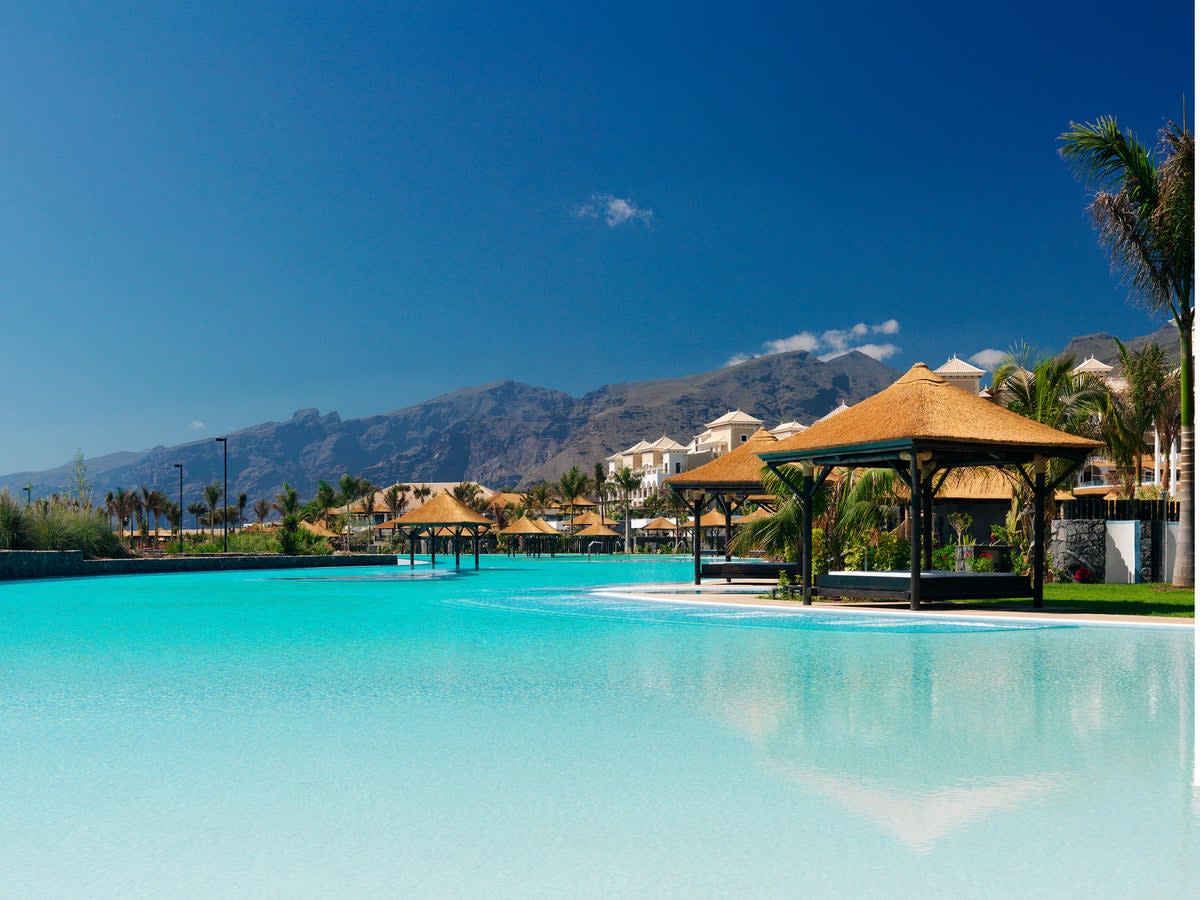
[
  {"left": 214, "top": 437, "right": 228, "bottom": 552},
  {"left": 173, "top": 463, "right": 183, "bottom": 548}
]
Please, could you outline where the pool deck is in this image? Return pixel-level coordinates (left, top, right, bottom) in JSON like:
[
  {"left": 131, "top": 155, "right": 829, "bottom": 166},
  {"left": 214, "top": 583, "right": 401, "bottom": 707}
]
[{"left": 600, "top": 579, "right": 1195, "bottom": 627}]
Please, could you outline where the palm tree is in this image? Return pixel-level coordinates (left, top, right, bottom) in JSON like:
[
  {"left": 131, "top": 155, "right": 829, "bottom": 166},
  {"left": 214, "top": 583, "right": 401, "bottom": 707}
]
[
  {"left": 274, "top": 483, "right": 300, "bottom": 517},
  {"left": 993, "top": 347, "right": 1108, "bottom": 572},
  {"left": 1117, "top": 338, "right": 1181, "bottom": 494},
  {"left": 412, "top": 483, "right": 432, "bottom": 505},
  {"left": 593, "top": 463, "right": 608, "bottom": 521},
  {"left": 557, "top": 466, "right": 589, "bottom": 526},
  {"left": 383, "top": 483, "right": 410, "bottom": 521},
  {"left": 1060, "top": 116, "right": 1193, "bottom": 586},
  {"left": 522, "top": 483, "right": 554, "bottom": 517},
  {"left": 236, "top": 493, "right": 248, "bottom": 530},
  {"left": 252, "top": 498, "right": 272, "bottom": 525},
  {"left": 203, "top": 482, "right": 222, "bottom": 539},
  {"left": 106, "top": 487, "right": 138, "bottom": 545},
  {"left": 186, "top": 501, "right": 207, "bottom": 537},
  {"left": 612, "top": 466, "right": 643, "bottom": 553},
  {"left": 359, "top": 481, "right": 378, "bottom": 548},
  {"left": 338, "top": 474, "right": 365, "bottom": 551}
]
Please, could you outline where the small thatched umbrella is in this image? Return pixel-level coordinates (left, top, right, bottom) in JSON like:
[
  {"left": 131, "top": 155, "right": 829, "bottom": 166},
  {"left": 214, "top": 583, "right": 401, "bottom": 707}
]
[
  {"left": 393, "top": 492, "right": 492, "bottom": 569},
  {"left": 501, "top": 515, "right": 554, "bottom": 557},
  {"left": 574, "top": 522, "right": 620, "bottom": 554},
  {"left": 569, "top": 510, "right": 618, "bottom": 528}
]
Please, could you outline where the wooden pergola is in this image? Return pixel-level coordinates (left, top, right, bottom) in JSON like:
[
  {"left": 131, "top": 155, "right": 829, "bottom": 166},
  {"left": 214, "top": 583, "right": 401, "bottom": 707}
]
[
  {"left": 757, "top": 363, "right": 1102, "bottom": 609},
  {"left": 392, "top": 492, "right": 492, "bottom": 569},
  {"left": 665, "top": 428, "right": 780, "bottom": 584}
]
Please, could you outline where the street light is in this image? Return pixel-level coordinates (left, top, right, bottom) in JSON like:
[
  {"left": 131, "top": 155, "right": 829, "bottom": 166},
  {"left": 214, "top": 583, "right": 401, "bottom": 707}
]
[
  {"left": 214, "top": 437, "right": 228, "bottom": 552},
  {"left": 173, "top": 463, "right": 183, "bottom": 548}
]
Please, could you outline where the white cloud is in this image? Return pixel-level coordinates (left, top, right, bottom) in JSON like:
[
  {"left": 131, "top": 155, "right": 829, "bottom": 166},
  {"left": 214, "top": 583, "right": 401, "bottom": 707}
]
[
  {"left": 572, "top": 193, "right": 654, "bottom": 227},
  {"left": 819, "top": 342, "right": 901, "bottom": 363},
  {"left": 969, "top": 348, "right": 1007, "bottom": 369},
  {"left": 188, "top": 420, "right": 207, "bottom": 432},
  {"left": 763, "top": 332, "right": 821, "bottom": 355},
  {"left": 726, "top": 319, "right": 902, "bottom": 367}
]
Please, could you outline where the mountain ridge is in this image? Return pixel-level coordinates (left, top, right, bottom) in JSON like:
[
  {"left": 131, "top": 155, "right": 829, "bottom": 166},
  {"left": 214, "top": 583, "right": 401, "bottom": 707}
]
[{"left": 4, "top": 323, "right": 1178, "bottom": 503}]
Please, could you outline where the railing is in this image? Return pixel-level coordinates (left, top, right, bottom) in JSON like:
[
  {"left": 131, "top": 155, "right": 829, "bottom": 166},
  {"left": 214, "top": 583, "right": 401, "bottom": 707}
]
[{"left": 1059, "top": 497, "right": 1179, "bottom": 522}]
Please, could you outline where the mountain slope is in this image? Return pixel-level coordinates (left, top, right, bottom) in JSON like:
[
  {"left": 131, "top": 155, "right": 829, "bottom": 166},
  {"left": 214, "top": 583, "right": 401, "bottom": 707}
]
[{"left": 2, "top": 351, "right": 898, "bottom": 502}]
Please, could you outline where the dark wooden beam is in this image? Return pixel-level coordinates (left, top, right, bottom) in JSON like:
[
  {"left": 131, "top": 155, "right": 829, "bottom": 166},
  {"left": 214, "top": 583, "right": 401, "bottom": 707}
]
[{"left": 909, "top": 454, "right": 921, "bottom": 610}]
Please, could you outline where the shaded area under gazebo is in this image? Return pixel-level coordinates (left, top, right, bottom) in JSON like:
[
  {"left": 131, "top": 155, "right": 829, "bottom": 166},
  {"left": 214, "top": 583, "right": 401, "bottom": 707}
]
[
  {"left": 664, "top": 428, "right": 780, "bottom": 584},
  {"left": 391, "top": 492, "right": 492, "bottom": 569},
  {"left": 758, "top": 364, "right": 1101, "bottom": 609},
  {"left": 501, "top": 515, "right": 561, "bottom": 557},
  {"left": 573, "top": 522, "right": 621, "bottom": 554}
]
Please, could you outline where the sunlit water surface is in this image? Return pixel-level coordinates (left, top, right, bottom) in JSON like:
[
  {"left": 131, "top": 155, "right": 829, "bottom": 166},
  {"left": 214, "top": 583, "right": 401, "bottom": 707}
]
[{"left": 1, "top": 557, "right": 1195, "bottom": 897}]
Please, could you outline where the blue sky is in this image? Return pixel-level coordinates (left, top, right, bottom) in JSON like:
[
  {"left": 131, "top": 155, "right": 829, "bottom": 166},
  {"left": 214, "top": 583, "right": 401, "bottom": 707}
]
[{"left": 1, "top": 1, "right": 1192, "bottom": 474}]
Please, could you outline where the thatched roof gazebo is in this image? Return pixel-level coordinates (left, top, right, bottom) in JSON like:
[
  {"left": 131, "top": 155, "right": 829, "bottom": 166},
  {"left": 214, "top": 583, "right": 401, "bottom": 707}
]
[
  {"left": 501, "top": 515, "right": 558, "bottom": 557},
  {"left": 758, "top": 363, "right": 1102, "bottom": 609},
  {"left": 574, "top": 522, "right": 621, "bottom": 554},
  {"left": 664, "top": 428, "right": 780, "bottom": 583},
  {"left": 393, "top": 492, "right": 492, "bottom": 569},
  {"left": 568, "top": 510, "right": 618, "bottom": 528}
]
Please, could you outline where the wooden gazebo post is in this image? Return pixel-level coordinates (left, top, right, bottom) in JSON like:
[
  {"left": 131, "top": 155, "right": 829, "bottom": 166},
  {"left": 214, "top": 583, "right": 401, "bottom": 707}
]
[
  {"left": 692, "top": 493, "right": 704, "bottom": 585},
  {"left": 909, "top": 451, "right": 922, "bottom": 610}
]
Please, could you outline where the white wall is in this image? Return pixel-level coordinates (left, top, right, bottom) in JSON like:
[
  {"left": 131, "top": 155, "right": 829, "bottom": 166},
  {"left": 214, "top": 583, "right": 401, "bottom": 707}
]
[{"left": 1104, "top": 521, "right": 1139, "bottom": 584}]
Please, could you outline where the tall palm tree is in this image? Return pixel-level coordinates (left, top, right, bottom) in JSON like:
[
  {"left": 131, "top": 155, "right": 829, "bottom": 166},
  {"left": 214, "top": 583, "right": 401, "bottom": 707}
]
[
  {"left": 556, "top": 466, "right": 589, "bottom": 526},
  {"left": 1117, "top": 338, "right": 1181, "bottom": 493},
  {"left": 612, "top": 466, "right": 643, "bottom": 553},
  {"left": 993, "top": 347, "right": 1108, "bottom": 570},
  {"left": 203, "top": 482, "right": 222, "bottom": 539},
  {"left": 413, "top": 483, "right": 433, "bottom": 505},
  {"left": 337, "top": 474, "right": 368, "bottom": 551},
  {"left": 592, "top": 463, "right": 607, "bottom": 521},
  {"left": 186, "top": 501, "right": 207, "bottom": 536},
  {"left": 1060, "top": 116, "right": 1193, "bottom": 586},
  {"left": 359, "top": 481, "right": 377, "bottom": 548},
  {"left": 236, "top": 493, "right": 248, "bottom": 530},
  {"left": 252, "top": 498, "right": 272, "bottom": 525},
  {"left": 383, "top": 483, "right": 410, "bottom": 521}
]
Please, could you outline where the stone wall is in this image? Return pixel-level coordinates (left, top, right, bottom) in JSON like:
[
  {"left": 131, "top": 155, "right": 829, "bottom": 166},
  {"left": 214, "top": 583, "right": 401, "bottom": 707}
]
[
  {"left": 1050, "top": 520, "right": 1105, "bottom": 580},
  {"left": 0, "top": 551, "right": 397, "bottom": 582}
]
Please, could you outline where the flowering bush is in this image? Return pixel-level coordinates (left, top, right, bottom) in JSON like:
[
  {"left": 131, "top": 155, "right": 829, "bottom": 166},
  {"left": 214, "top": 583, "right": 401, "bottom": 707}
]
[{"left": 1073, "top": 565, "right": 1093, "bottom": 583}]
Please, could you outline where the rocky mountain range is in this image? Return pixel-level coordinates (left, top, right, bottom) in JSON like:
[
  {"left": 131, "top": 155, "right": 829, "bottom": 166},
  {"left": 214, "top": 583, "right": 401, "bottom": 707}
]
[{"left": 3, "top": 322, "right": 1181, "bottom": 504}]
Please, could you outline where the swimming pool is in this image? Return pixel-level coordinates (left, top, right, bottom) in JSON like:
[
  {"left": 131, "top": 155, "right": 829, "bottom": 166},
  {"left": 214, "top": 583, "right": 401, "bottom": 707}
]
[{"left": 1, "top": 557, "right": 1195, "bottom": 896}]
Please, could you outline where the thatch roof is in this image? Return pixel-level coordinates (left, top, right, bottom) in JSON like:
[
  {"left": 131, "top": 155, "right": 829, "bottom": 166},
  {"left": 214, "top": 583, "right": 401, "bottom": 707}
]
[
  {"left": 485, "top": 491, "right": 524, "bottom": 510},
  {"left": 531, "top": 518, "right": 560, "bottom": 535},
  {"left": 570, "top": 510, "right": 617, "bottom": 527},
  {"left": 894, "top": 468, "right": 1074, "bottom": 503},
  {"left": 501, "top": 515, "right": 548, "bottom": 536},
  {"left": 300, "top": 519, "right": 336, "bottom": 538},
  {"left": 682, "top": 510, "right": 731, "bottom": 528},
  {"left": 737, "top": 506, "right": 773, "bottom": 522},
  {"left": 393, "top": 493, "right": 491, "bottom": 527},
  {"left": 563, "top": 495, "right": 596, "bottom": 508},
  {"left": 665, "top": 428, "right": 779, "bottom": 491},
  {"left": 763, "top": 364, "right": 1101, "bottom": 463},
  {"left": 638, "top": 516, "right": 680, "bottom": 531},
  {"left": 574, "top": 522, "right": 620, "bottom": 537}
]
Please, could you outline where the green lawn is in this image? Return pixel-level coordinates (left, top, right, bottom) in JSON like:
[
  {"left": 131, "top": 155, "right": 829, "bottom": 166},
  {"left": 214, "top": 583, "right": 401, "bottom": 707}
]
[{"left": 946, "top": 582, "right": 1195, "bottom": 619}]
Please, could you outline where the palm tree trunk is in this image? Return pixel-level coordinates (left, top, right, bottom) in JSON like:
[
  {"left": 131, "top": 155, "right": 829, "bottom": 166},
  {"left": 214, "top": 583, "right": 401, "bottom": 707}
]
[{"left": 1173, "top": 322, "right": 1193, "bottom": 587}]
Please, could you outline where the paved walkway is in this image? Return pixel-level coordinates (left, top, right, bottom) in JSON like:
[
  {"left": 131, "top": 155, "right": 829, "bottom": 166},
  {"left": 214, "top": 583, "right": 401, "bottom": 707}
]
[{"left": 596, "top": 579, "right": 1194, "bottom": 627}]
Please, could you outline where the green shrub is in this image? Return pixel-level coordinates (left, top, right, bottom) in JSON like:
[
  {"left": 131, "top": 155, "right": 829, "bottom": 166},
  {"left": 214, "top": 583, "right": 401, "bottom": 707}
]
[
  {"left": 0, "top": 491, "right": 124, "bottom": 558},
  {"left": 967, "top": 554, "right": 996, "bottom": 573},
  {"left": 932, "top": 542, "right": 955, "bottom": 571}
]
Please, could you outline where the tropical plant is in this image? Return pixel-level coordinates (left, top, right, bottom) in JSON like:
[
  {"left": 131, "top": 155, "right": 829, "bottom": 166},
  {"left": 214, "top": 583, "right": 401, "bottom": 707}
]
[
  {"left": 1060, "top": 115, "right": 1193, "bottom": 586},
  {"left": 611, "top": 466, "right": 643, "bottom": 553},
  {"left": 522, "top": 483, "right": 555, "bottom": 517},
  {"left": 992, "top": 346, "right": 1108, "bottom": 575},
  {"left": 186, "top": 501, "right": 207, "bottom": 536},
  {"left": 382, "top": 483, "right": 410, "bottom": 521},
  {"left": 203, "top": 482, "right": 222, "bottom": 539},
  {"left": 252, "top": 498, "right": 272, "bottom": 524}
]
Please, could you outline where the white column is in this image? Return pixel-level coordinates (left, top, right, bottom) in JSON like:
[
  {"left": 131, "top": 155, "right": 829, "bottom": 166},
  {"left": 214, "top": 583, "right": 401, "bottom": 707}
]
[{"left": 1154, "top": 428, "right": 1162, "bottom": 486}]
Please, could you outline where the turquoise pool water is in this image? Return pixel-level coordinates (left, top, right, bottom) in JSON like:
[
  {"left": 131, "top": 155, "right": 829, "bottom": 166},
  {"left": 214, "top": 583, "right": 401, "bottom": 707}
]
[{"left": 1, "top": 556, "right": 1195, "bottom": 896}]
